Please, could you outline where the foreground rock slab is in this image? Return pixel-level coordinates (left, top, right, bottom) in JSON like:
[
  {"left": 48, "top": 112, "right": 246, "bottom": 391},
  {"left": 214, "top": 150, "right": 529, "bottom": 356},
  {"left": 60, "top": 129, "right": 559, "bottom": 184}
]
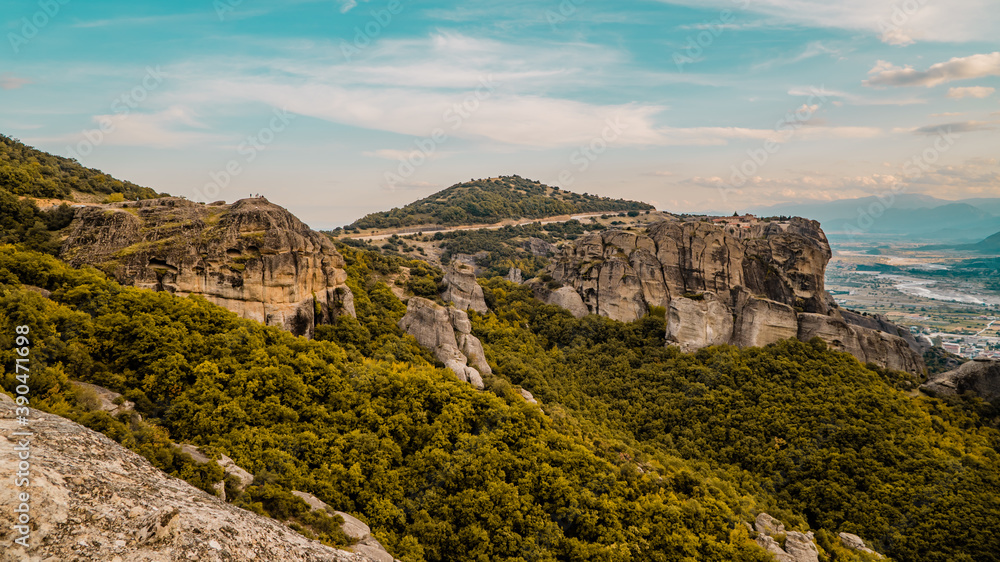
[{"left": 0, "top": 401, "right": 373, "bottom": 562}]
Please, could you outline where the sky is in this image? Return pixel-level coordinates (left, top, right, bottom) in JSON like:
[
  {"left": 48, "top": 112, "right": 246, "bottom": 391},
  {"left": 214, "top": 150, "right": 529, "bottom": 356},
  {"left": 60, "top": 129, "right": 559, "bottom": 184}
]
[{"left": 1, "top": 0, "right": 999, "bottom": 228}]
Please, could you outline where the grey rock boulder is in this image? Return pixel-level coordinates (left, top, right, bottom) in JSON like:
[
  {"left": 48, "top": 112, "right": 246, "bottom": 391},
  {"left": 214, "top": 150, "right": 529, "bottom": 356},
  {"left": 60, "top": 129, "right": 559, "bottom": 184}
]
[
  {"left": 441, "top": 264, "right": 488, "bottom": 314},
  {"left": 922, "top": 359, "right": 1000, "bottom": 403},
  {"left": 399, "top": 297, "right": 489, "bottom": 389},
  {"left": 839, "top": 532, "right": 883, "bottom": 558}
]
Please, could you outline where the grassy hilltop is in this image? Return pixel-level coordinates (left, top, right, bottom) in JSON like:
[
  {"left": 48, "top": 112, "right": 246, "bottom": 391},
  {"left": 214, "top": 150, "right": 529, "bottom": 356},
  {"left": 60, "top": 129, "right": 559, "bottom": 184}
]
[{"left": 347, "top": 175, "right": 654, "bottom": 231}]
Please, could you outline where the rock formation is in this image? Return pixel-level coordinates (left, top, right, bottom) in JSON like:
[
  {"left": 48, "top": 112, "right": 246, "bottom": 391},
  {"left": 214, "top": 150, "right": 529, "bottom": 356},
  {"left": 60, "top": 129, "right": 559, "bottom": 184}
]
[
  {"left": 753, "top": 513, "right": 819, "bottom": 562},
  {"left": 60, "top": 197, "right": 355, "bottom": 338},
  {"left": 398, "top": 297, "right": 491, "bottom": 389},
  {"left": 751, "top": 513, "right": 884, "bottom": 562},
  {"left": 441, "top": 263, "right": 489, "bottom": 314},
  {"left": 504, "top": 267, "right": 523, "bottom": 284},
  {"left": 176, "top": 444, "right": 254, "bottom": 501},
  {"left": 838, "top": 532, "right": 883, "bottom": 558},
  {"left": 291, "top": 492, "right": 399, "bottom": 562},
  {"left": 922, "top": 359, "right": 1000, "bottom": 402},
  {"left": 528, "top": 218, "right": 924, "bottom": 373},
  {"left": 0, "top": 401, "right": 374, "bottom": 562}
]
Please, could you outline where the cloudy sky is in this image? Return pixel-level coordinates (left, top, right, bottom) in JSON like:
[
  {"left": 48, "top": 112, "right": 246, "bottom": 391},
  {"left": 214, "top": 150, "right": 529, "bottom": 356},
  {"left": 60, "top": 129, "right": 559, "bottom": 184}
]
[{"left": 2, "top": 0, "right": 999, "bottom": 227}]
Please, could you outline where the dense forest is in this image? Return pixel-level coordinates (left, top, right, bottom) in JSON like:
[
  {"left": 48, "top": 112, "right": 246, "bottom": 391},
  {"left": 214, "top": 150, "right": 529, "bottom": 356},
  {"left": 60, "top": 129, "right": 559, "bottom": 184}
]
[
  {"left": 2, "top": 244, "right": 905, "bottom": 562},
  {"left": 346, "top": 176, "right": 653, "bottom": 230},
  {"left": 0, "top": 134, "right": 160, "bottom": 201},
  {"left": 2, "top": 241, "right": 998, "bottom": 561},
  {"left": 474, "top": 280, "right": 1000, "bottom": 562}
]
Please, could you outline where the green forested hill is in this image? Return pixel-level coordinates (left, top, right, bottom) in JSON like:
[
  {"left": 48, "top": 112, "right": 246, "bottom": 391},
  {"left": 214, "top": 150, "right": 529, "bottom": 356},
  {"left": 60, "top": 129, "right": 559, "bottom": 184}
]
[
  {"left": 2, "top": 243, "right": 999, "bottom": 561},
  {"left": 347, "top": 176, "right": 653, "bottom": 230},
  {"left": 0, "top": 134, "right": 160, "bottom": 201}
]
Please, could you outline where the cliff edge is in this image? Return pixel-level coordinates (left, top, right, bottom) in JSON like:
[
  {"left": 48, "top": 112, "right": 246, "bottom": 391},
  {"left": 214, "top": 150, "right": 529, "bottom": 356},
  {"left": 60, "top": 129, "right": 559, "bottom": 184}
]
[
  {"left": 60, "top": 197, "right": 355, "bottom": 338},
  {"left": 528, "top": 217, "right": 924, "bottom": 373}
]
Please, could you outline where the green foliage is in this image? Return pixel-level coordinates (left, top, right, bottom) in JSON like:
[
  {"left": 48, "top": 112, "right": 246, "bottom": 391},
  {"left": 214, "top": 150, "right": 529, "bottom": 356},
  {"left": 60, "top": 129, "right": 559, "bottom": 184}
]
[
  {"left": 3, "top": 244, "right": 997, "bottom": 561},
  {"left": 0, "top": 246, "right": 778, "bottom": 562},
  {"left": 350, "top": 176, "right": 652, "bottom": 230},
  {"left": 0, "top": 134, "right": 160, "bottom": 200},
  {"left": 475, "top": 278, "right": 1000, "bottom": 562}
]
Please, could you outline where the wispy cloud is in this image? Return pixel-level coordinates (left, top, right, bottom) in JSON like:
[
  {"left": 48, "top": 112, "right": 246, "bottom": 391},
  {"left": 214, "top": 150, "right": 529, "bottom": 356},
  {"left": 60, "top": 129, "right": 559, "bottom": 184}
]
[
  {"left": 0, "top": 75, "right": 31, "bottom": 90},
  {"left": 947, "top": 86, "right": 995, "bottom": 99},
  {"left": 656, "top": 0, "right": 999, "bottom": 44},
  {"left": 913, "top": 120, "right": 996, "bottom": 135},
  {"left": 864, "top": 52, "right": 1000, "bottom": 88}
]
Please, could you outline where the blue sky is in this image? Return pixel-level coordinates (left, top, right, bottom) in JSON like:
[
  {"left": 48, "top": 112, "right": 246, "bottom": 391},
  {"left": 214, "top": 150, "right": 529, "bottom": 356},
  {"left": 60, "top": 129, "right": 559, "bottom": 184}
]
[{"left": 2, "top": 0, "right": 999, "bottom": 227}]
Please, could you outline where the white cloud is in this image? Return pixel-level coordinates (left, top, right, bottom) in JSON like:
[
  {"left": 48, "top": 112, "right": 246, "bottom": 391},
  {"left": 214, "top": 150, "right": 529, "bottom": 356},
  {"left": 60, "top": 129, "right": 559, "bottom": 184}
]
[
  {"left": 656, "top": 0, "right": 999, "bottom": 44},
  {"left": 864, "top": 52, "right": 1000, "bottom": 88},
  {"left": 947, "top": 86, "right": 995, "bottom": 99},
  {"left": 38, "top": 107, "right": 228, "bottom": 148}
]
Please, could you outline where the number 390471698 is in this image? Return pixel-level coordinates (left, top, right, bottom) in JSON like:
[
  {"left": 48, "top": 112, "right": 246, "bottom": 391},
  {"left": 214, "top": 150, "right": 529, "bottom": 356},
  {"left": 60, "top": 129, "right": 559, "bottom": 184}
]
[{"left": 13, "top": 325, "right": 31, "bottom": 409}]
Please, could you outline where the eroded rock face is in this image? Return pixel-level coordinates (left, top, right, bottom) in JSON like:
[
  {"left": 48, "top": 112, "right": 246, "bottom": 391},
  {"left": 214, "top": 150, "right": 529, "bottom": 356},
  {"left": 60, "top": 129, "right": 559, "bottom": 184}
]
[
  {"left": 0, "top": 401, "right": 373, "bottom": 562},
  {"left": 60, "top": 197, "right": 355, "bottom": 338},
  {"left": 530, "top": 218, "right": 924, "bottom": 373},
  {"left": 398, "top": 297, "right": 490, "bottom": 389},
  {"left": 922, "top": 359, "right": 1000, "bottom": 402},
  {"left": 441, "top": 264, "right": 489, "bottom": 314}
]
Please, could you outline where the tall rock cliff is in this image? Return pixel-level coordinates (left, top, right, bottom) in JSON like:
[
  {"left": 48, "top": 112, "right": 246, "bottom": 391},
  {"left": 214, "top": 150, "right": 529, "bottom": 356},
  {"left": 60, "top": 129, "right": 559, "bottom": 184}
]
[
  {"left": 0, "top": 399, "right": 375, "bottom": 562},
  {"left": 60, "top": 197, "right": 355, "bottom": 338},
  {"left": 528, "top": 217, "right": 924, "bottom": 373}
]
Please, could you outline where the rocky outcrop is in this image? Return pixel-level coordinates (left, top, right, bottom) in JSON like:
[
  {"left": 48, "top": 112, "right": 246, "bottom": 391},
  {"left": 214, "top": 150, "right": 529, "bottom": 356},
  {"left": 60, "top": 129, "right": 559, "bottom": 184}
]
[
  {"left": 797, "top": 313, "right": 924, "bottom": 373},
  {"left": 752, "top": 513, "right": 884, "bottom": 562},
  {"left": 0, "top": 401, "right": 373, "bottom": 562},
  {"left": 398, "top": 297, "right": 491, "bottom": 389},
  {"left": 529, "top": 218, "right": 924, "bottom": 373},
  {"left": 922, "top": 359, "right": 1000, "bottom": 402},
  {"left": 71, "top": 381, "right": 136, "bottom": 419},
  {"left": 60, "top": 197, "right": 355, "bottom": 338},
  {"left": 839, "top": 532, "right": 883, "bottom": 558},
  {"left": 175, "top": 444, "right": 255, "bottom": 501},
  {"left": 753, "top": 513, "right": 819, "bottom": 562},
  {"left": 441, "top": 264, "right": 488, "bottom": 314},
  {"left": 505, "top": 267, "right": 523, "bottom": 284},
  {"left": 291, "top": 493, "right": 399, "bottom": 562},
  {"left": 524, "top": 237, "right": 557, "bottom": 257}
]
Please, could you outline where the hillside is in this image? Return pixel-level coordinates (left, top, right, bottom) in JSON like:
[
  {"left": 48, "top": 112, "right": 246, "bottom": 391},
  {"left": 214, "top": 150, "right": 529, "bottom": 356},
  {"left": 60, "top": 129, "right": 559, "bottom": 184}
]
[
  {"left": 0, "top": 134, "right": 161, "bottom": 201},
  {"left": 346, "top": 176, "right": 654, "bottom": 231}
]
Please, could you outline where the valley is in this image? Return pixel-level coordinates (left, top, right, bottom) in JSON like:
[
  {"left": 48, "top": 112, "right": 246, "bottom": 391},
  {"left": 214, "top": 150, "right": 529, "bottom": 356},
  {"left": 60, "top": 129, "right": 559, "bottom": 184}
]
[{"left": 826, "top": 237, "right": 1000, "bottom": 360}]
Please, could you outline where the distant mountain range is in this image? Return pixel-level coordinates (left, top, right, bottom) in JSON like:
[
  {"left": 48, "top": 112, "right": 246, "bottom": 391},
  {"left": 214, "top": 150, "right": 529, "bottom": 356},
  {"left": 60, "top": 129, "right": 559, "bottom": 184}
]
[{"left": 749, "top": 194, "right": 1000, "bottom": 242}]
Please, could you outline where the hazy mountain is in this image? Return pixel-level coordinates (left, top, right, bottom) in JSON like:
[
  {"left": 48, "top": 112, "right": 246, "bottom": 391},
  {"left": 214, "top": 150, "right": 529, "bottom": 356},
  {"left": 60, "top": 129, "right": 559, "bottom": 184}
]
[{"left": 751, "top": 195, "right": 1000, "bottom": 241}]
